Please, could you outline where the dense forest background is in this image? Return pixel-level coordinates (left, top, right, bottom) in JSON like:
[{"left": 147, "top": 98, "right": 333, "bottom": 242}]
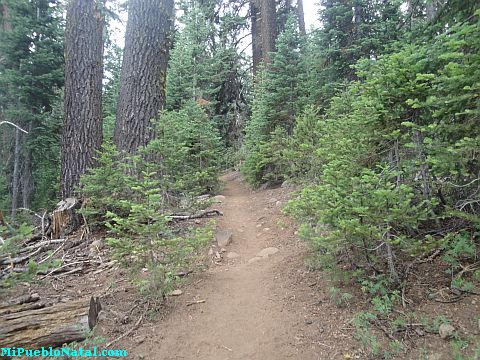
[{"left": 0, "top": 0, "right": 479, "bottom": 356}]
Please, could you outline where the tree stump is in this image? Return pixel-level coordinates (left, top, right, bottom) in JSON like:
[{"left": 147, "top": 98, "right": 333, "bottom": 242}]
[
  {"left": 0, "top": 296, "right": 102, "bottom": 349},
  {"left": 51, "top": 197, "right": 82, "bottom": 239}
]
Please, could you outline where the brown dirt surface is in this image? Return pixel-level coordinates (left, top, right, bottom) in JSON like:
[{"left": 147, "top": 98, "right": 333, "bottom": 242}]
[
  {"left": 126, "top": 171, "right": 360, "bottom": 359},
  {"left": 3, "top": 171, "right": 479, "bottom": 359}
]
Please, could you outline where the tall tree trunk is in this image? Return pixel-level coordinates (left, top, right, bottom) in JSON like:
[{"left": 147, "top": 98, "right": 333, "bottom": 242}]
[
  {"left": 250, "top": 0, "right": 263, "bottom": 75},
  {"left": 260, "top": 0, "right": 276, "bottom": 64},
  {"left": 426, "top": 0, "right": 438, "bottom": 21},
  {"left": 114, "top": 0, "right": 175, "bottom": 155},
  {"left": 22, "top": 147, "right": 33, "bottom": 209},
  {"left": 0, "top": 3, "right": 11, "bottom": 31},
  {"left": 11, "top": 129, "right": 21, "bottom": 220},
  {"left": 297, "top": 0, "right": 306, "bottom": 35},
  {"left": 61, "top": 0, "right": 104, "bottom": 199}
]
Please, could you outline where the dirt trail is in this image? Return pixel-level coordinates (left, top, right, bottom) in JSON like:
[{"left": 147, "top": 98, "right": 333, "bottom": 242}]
[{"left": 131, "top": 172, "right": 346, "bottom": 359}]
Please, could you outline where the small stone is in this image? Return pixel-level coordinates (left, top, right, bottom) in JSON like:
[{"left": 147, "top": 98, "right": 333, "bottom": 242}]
[
  {"left": 305, "top": 320, "right": 313, "bottom": 325},
  {"left": 439, "top": 323, "right": 455, "bottom": 339},
  {"left": 248, "top": 257, "right": 262, "bottom": 264},
  {"left": 263, "top": 227, "right": 270, "bottom": 232},
  {"left": 275, "top": 201, "right": 282, "bottom": 207},
  {"left": 91, "top": 239, "right": 103, "bottom": 249},
  {"left": 208, "top": 248, "right": 214, "bottom": 256},
  {"left": 220, "top": 248, "right": 227, "bottom": 253},
  {"left": 227, "top": 252, "right": 240, "bottom": 259},
  {"left": 256, "top": 247, "right": 279, "bottom": 258},
  {"left": 216, "top": 229, "right": 233, "bottom": 247},
  {"left": 256, "top": 224, "right": 262, "bottom": 228},
  {"left": 169, "top": 289, "right": 183, "bottom": 296},
  {"left": 195, "top": 219, "right": 201, "bottom": 224},
  {"left": 215, "top": 251, "right": 221, "bottom": 259},
  {"left": 135, "top": 336, "right": 146, "bottom": 344},
  {"left": 212, "top": 195, "right": 226, "bottom": 203},
  {"left": 137, "top": 355, "right": 145, "bottom": 360},
  {"left": 269, "top": 198, "right": 278, "bottom": 204}
]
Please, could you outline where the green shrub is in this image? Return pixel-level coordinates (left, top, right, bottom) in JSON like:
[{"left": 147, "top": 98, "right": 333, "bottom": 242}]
[
  {"left": 147, "top": 101, "right": 223, "bottom": 198},
  {"left": 242, "top": 127, "right": 292, "bottom": 187},
  {"left": 79, "top": 102, "right": 222, "bottom": 295}
]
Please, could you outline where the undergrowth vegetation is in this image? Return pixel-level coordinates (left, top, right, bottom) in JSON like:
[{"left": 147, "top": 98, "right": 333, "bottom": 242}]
[
  {"left": 243, "top": 5, "right": 480, "bottom": 358},
  {"left": 79, "top": 102, "right": 222, "bottom": 296}
]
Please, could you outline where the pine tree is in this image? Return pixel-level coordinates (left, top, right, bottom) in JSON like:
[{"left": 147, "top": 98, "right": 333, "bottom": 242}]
[
  {"left": 242, "top": 15, "right": 304, "bottom": 184},
  {"left": 61, "top": 0, "right": 104, "bottom": 199},
  {"left": 309, "top": 0, "right": 404, "bottom": 102},
  {"left": 0, "top": 0, "right": 64, "bottom": 215},
  {"left": 114, "top": 0, "right": 175, "bottom": 154},
  {"left": 245, "top": 14, "right": 303, "bottom": 147},
  {"left": 166, "top": 0, "right": 249, "bottom": 149}
]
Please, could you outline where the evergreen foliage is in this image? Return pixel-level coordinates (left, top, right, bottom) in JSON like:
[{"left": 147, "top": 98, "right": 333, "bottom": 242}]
[
  {"left": 80, "top": 103, "right": 222, "bottom": 293},
  {"left": 283, "top": 10, "right": 480, "bottom": 284},
  {"left": 242, "top": 15, "right": 304, "bottom": 185},
  {"left": 147, "top": 101, "right": 223, "bottom": 198},
  {"left": 166, "top": 0, "right": 249, "bottom": 149},
  {"left": 0, "top": 0, "right": 64, "bottom": 215}
]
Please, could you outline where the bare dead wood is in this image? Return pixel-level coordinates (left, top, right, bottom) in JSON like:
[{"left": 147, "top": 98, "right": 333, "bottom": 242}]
[
  {"left": 0, "top": 293, "right": 40, "bottom": 309},
  {"left": 0, "top": 301, "right": 46, "bottom": 316},
  {"left": 51, "top": 198, "right": 82, "bottom": 239},
  {"left": 186, "top": 299, "right": 206, "bottom": 306},
  {"left": 0, "top": 296, "right": 101, "bottom": 349},
  {"left": 39, "top": 260, "right": 97, "bottom": 280},
  {"left": 0, "top": 121, "right": 29, "bottom": 133},
  {"left": 168, "top": 209, "right": 223, "bottom": 221}
]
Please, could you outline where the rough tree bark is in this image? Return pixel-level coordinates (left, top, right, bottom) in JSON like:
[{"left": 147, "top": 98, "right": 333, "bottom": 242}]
[
  {"left": 0, "top": 3, "right": 11, "bottom": 31},
  {"left": 114, "top": 0, "right": 175, "bottom": 155},
  {"left": 61, "top": 0, "right": 104, "bottom": 199},
  {"left": 260, "top": 0, "right": 276, "bottom": 65},
  {"left": 251, "top": 0, "right": 263, "bottom": 75},
  {"left": 297, "top": 0, "right": 305, "bottom": 35}
]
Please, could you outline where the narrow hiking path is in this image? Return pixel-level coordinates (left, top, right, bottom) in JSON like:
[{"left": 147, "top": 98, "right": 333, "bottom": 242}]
[{"left": 130, "top": 171, "right": 357, "bottom": 359}]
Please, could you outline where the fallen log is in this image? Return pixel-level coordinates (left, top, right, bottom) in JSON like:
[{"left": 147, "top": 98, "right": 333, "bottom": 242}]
[
  {"left": 0, "top": 296, "right": 102, "bottom": 349},
  {"left": 0, "top": 293, "right": 44, "bottom": 316}
]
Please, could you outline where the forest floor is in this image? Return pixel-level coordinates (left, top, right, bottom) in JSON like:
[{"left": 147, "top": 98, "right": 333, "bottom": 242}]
[
  {"left": 123, "top": 171, "right": 359, "bottom": 359},
  {"left": 3, "top": 171, "right": 479, "bottom": 359},
  {"left": 120, "top": 171, "right": 479, "bottom": 360}
]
